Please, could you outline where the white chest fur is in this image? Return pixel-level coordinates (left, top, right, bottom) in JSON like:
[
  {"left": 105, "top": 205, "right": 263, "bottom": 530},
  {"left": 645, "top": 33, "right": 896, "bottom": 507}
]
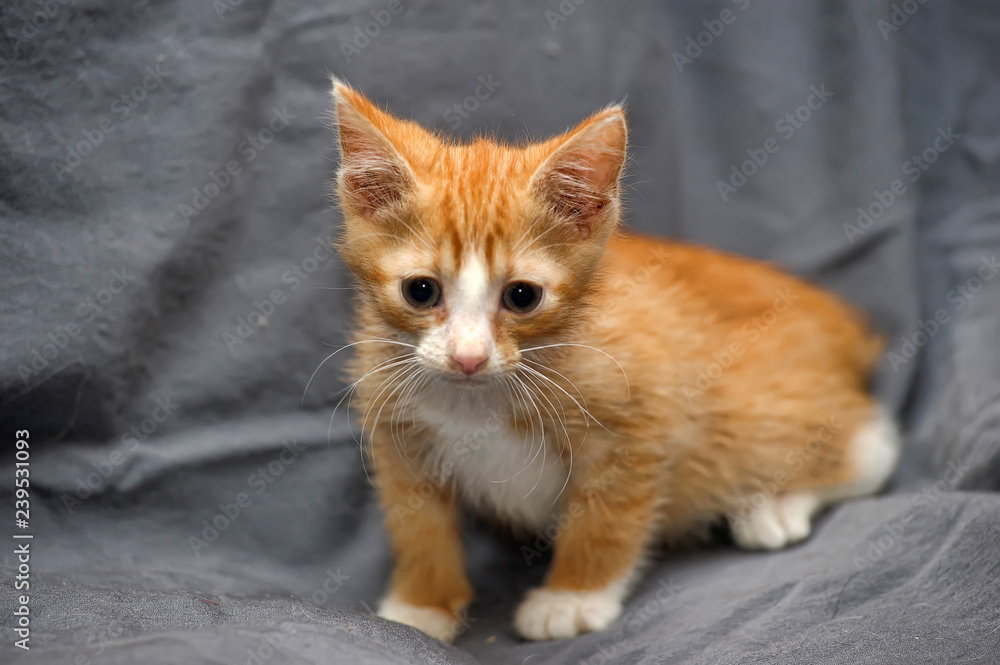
[{"left": 415, "top": 395, "right": 568, "bottom": 530}]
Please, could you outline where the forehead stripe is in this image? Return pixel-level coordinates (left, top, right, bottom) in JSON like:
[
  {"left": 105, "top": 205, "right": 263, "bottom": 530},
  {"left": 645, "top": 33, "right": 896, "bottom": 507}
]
[{"left": 448, "top": 225, "right": 463, "bottom": 270}]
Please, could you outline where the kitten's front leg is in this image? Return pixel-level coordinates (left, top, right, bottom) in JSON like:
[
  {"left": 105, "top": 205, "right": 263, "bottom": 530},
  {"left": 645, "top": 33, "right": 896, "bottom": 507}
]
[
  {"left": 515, "top": 447, "right": 660, "bottom": 641},
  {"left": 372, "top": 431, "right": 473, "bottom": 643}
]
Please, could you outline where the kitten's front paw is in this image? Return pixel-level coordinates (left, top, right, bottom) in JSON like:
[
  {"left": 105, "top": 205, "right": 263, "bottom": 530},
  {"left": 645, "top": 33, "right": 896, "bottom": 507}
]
[
  {"left": 378, "top": 596, "right": 465, "bottom": 643},
  {"left": 515, "top": 587, "right": 622, "bottom": 641},
  {"left": 729, "top": 492, "right": 819, "bottom": 550}
]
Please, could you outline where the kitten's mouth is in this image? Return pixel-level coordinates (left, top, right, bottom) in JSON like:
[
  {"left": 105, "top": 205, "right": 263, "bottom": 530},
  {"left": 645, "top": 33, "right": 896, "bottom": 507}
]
[{"left": 447, "top": 375, "right": 490, "bottom": 388}]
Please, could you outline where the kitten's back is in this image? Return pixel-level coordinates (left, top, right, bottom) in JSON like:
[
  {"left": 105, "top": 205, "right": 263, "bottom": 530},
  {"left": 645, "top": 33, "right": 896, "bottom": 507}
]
[{"left": 596, "top": 233, "right": 883, "bottom": 383}]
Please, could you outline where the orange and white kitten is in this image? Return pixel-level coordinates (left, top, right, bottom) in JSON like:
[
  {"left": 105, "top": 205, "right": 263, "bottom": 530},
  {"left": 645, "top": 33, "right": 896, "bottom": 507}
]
[{"left": 328, "top": 80, "right": 900, "bottom": 642}]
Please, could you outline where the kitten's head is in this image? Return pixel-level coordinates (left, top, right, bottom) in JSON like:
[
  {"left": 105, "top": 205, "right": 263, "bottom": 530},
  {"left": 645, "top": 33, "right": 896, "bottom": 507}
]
[{"left": 330, "top": 79, "right": 627, "bottom": 387}]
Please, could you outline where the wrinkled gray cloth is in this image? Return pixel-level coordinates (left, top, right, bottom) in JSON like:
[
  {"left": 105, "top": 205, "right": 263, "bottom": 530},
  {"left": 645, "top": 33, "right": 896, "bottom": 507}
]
[{"left": 2, "top": 1, "right": 999, "bottom": 663}]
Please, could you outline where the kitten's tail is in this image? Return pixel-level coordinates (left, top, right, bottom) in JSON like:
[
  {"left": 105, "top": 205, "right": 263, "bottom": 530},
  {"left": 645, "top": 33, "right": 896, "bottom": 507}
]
[
  {"left": 844, "top": 303, "right": 887, "bottom": 381},
  {"left": 863, "top": 331, "right": 887, "bottom": 373}
]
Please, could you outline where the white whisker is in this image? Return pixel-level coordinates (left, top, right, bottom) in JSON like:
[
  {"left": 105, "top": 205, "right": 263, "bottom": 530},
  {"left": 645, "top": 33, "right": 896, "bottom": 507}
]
[
  {"left": 363, "top": 365, "right": 421, "bottom": 471},
  {"left": 490, "top": 375, "right": 541, "bottom": 484},
  {"left": 517, "top": 366, "right": 578, "bottom": 503},
  {"left": 512, "top": 215, "right": 565, "bottom": 257},
  {"left": 520, "top": 360, "right": 610, "bottom": 435},
  {"left": 387, "top": 368, "right": 426, "bottom": 464},
  {"left": 517, "top": 362, "right": 593, "bottom": 501},
  {"left": 520, "top": 342, "right": 630, "bottom": 399},
  {"left": 511, "top": 373, "right": 549, "bottom": 498},
  {"left": 357, "top": 362, "right": 418, "bottom": 445},
  {"left": 518, "top": 365, "right": 571, "bottom": 446},
  {"left": 325, "top": 351, "right": 417, "bottom": 486},
  {"left": 302, "top": 338, "right": 418, "bottom": 405}
]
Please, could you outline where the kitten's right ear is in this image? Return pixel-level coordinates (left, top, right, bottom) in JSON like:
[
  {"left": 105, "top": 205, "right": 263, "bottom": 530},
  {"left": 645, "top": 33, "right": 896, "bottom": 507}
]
[
  {"left": 330, "top": 78, "right": 416, "bottom": 220},
  {"left": 531, "top": 106, "right": 627, "bottom": 241}
]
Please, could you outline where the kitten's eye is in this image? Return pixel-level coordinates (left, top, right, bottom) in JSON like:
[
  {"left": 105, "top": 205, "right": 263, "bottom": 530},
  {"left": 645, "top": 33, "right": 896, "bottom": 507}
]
[
  {"left": 502, "top": 282, "right": 542, "bottom": 313},
  {"left": 402, "top": 277, "right": 442, "bottom": 309}
]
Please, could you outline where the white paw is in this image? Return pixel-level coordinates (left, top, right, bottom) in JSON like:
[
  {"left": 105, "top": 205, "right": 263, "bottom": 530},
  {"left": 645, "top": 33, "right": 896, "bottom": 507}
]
[
  {"left": 378, "top": 596, "right": 463, "bottom": 643},
  {"left": 514, "top": 586, "right": 623, "bottom": 641},
  {"left": 729, "top": 492, "right": 819, "bottom": 551}
]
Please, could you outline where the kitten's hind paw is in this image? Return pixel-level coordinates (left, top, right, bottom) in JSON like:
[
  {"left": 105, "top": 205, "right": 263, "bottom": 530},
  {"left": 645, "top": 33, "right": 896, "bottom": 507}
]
[
  {"left": 729, "top": 492, "right": 819, "bottom": 551},
  {"left": 515, "top": 586, "right": 623, "bottom": 641},
  {"left": 378, "top": 596, "right": 465, "bottom": 643}
]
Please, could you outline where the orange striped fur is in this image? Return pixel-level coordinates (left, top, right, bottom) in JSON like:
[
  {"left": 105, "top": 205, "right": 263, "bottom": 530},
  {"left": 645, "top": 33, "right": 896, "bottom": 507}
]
[{"left": 328, "top": 80, "right": 899, "bottom": 642}]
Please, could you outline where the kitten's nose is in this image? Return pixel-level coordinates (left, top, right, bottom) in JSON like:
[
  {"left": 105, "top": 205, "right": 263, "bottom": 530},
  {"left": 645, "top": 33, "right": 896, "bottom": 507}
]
[{"left": 451, "top": 354, "right": 488, "bottom": 376}]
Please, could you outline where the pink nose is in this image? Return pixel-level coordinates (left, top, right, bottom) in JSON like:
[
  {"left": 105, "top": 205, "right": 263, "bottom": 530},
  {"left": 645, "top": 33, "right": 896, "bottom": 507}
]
[{"left": 452, "top": 354, "right": 488, "bottom": 376}]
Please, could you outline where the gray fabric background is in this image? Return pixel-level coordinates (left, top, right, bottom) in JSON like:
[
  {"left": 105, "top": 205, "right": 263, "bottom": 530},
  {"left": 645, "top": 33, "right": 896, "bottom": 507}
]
[{"left": 2, "top": 1, "right": 999, "bottom": 663}]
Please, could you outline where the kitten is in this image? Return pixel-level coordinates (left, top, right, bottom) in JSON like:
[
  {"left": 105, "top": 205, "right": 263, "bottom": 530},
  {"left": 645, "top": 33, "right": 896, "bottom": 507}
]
[{"left": 328, "top": 79, "right": 900, "bottom": 642}]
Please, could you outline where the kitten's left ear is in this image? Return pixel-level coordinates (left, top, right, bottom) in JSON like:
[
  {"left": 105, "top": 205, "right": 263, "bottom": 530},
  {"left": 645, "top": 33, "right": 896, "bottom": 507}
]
[
  {"left": 330, "top": 78, "right": 417, "bottom": 220},
  {"left": 531, "top": 107, "right": 627, "bottom": 240}
]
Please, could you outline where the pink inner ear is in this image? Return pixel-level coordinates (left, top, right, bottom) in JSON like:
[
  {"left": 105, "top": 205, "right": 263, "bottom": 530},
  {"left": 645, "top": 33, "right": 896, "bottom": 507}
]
[
  {"left": 542, "top": 160, "right": 616, "bottom": 239},
  {"left": 336, "top": 107, "right": 412, "bottom": 218},
  {"left": 343, "top": 166, "right": 407, "bottom": 217},
  {"left": 545, "top": 177, "right": 609, "bottom": 239},
  {"left": 535, "top": 112, "right": 626, "bottom": 239}
]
